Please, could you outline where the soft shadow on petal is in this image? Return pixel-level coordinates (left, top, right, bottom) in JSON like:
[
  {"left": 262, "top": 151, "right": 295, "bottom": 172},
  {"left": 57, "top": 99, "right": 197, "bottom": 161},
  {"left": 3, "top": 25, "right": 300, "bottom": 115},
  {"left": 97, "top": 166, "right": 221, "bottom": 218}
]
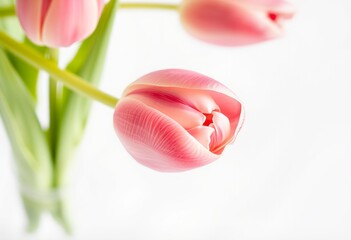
[
  {"left": 171, "top": 90, "right": 219, "bottom": 114},
  {"left": 187, "top": 126, "right": 214, "bottom": 150},
  {"left": 210, "top": 111, "right": 231, "bottom": 152},
  {"left": 127, "top": 93, "right": 205, "bottom": 130},
  {"left": 209, "top": 91, "right": 243, "bottom": 144}
]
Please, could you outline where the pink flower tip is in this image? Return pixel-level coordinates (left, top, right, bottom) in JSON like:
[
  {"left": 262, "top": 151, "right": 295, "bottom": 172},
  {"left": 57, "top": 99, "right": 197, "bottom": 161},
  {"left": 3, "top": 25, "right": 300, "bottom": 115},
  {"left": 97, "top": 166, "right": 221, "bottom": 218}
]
[{"left": 113, "top": 69, "right": 244, "bottom": 172}]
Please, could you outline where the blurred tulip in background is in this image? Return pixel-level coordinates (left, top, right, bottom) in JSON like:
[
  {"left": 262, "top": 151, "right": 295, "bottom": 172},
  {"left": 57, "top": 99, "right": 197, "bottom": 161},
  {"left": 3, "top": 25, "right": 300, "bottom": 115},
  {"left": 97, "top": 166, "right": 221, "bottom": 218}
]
[
  {"left": 16, "top": 0, "right": 105, "bottom": 47},
  {"left": 180, "top": 0, "right": 295, "bottom": 46}
]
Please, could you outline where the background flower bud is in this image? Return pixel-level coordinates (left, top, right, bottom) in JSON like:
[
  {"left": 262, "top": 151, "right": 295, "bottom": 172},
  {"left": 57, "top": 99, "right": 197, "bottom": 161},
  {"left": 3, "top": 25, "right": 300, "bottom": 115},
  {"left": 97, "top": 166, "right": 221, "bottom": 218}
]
[
  {"left": 113, "top": 69, "right": 244, "bottom": 172},
  {"left": 180, "top": 0, "right": 295, "bottom": 46},
  {"left": 16, "top": 0, "right": 105, "bottom": 47}
]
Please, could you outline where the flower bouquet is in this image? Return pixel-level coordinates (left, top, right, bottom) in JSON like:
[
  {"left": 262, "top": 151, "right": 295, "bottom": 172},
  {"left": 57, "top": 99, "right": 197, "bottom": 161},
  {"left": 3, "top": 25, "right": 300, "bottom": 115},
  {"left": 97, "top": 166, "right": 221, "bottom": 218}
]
[{"left": 0, "top": 0, "right": 294, "bottom": 234}]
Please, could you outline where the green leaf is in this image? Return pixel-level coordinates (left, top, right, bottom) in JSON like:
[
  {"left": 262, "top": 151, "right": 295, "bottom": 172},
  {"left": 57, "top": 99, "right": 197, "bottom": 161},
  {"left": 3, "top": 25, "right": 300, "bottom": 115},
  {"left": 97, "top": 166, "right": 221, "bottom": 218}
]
[
  {"left": 8, "top": 38, "right": 46, "bottom": 102},
  {"left": 0, "top": 0, "right": 22, "bottom": 40},
  {"left": 0, "top": 49, "right": 52, "bottom": 186},
  {"left": 0, "top": 1, "right": 44, "bottom": 102},
  {"left": 64, "top": 0, "right": 119, "bottom": 98},
  {"left": 54, "top": 0, "right": 119, "bottom": 186},
  {"left": 0, "top": 49, "right": 53, "bottom": 230}
]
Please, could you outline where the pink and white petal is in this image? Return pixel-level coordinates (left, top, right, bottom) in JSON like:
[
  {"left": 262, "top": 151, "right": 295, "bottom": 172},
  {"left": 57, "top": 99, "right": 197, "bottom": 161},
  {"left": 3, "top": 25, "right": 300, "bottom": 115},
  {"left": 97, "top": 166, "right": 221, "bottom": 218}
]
[
  {"left": 209, "top": 111, "right": 231, "bottom": 152},
  {"left": 208, "top": 91, "right": 243, "bottom": 140},
  {"left": 127, "top": 93, "right": 205, "bottom": 130},
  {"left": 187, "top": 126, "right": 214, "bottom": 150},
  {"left": 71, "top": 0, "right": 101, "bottom": 43},
  {"left": 16, "top": 0, "right": 47, "bottom": 44},
  {"left": 129, "top": 86, "right": 219, "bottom": 114},
  {"left": 229, "top": 107, "right": 245, "bottom": 144},
  {"left": 124, "top": 69, "right": 236, "bottom": 100},
  {"left": 114, "top": 97, "right": 219, "bottom": 172},
  {"left": 42, "top": 0, "right": 99, "bottom": 47},
  {"left": 175, "top": 90, "right": 219, "bottom": 114}
]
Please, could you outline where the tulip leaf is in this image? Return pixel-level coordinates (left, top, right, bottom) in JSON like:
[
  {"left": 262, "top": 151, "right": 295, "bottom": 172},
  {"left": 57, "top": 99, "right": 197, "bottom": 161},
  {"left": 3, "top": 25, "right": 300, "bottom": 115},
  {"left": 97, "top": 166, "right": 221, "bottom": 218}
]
[
  {"left": 54, "top": 0, "right": 119, "bottom": 185},
  {"left": 65, "top": 0, "right": 119, "bottom": 94},
  {"left": 0, "top": 0, "right": 50, "bottom": 230},
  {"left": 0, "top": 0, "right": 22, "bottom": 40},
  {"left": 0, "top": 49, "right": 52, "bottom": 188},
  {"left": 0, "top": 49, "right": 53, "bottom": 230},
  {"left": 7, "top": 38, "right": 46, "bottom": 102},
  {"left": 0, "top": 0, "right": 44, "bottom": 102}
]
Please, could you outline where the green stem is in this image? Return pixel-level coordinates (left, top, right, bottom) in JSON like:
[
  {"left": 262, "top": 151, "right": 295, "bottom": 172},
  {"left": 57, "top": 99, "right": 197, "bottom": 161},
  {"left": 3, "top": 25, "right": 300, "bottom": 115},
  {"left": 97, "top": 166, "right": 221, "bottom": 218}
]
[
  {"left": 0, "top": 31, "right": 118, "bottom": 108},
  {"left": 119, "top": 2, "right": 179, "bottom": 11},
  {"left": 47, "top": 48, "right": 60, "bottom": 161},
  {"left": 0, "top": 6, "right": 15, "bottom": 18},
  {"left": 0, "top": 3, "right": 180, "bottom": 16}
]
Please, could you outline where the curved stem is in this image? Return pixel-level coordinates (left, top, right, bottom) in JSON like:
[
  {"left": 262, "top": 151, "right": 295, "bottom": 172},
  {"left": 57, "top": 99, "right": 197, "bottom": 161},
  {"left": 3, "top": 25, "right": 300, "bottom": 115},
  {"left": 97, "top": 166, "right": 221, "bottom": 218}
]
[
  {"left": 0, "top": 6, "right": 15, "bottom": 18},
  {"left": 119, "top": 2, "right": 179, "bottom": 11},
  {"left": 0, "top": 31, "right": 118, "bottom": 108}
]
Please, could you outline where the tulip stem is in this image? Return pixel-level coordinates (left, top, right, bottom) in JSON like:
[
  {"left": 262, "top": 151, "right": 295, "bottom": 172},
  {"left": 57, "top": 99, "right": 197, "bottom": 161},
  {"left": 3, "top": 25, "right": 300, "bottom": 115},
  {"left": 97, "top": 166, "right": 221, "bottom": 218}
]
[
  {"left": 119, "top": 2, "right": 179, "bottom": 11},
  {"left": 0, "top": 31, "right": 118, "bottom": 108},
  {"left": 0, "top": 3, "right": 179, "bottom": 17},
  {"left": 47, "top": 48, "right": 60, "bottom": 160},
  {"left": 0, "top": 6, "right": 15, "bottom": 18}
]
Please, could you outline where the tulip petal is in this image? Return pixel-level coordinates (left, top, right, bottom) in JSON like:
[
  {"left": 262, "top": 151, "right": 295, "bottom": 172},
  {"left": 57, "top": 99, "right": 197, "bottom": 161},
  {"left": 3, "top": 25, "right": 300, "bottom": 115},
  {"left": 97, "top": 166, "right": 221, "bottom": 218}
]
[
  {"left": 124, "top": 69, "right": 236, "bottom": 100},
  {"left": 114, "top": 97, "right": 219, "bottom": 172},
  {"left": 209, "top": 111, "right": 231, "bottom": 153},
  {"left": 16, "top": 0, "right": 48, "bottom": 44},
  {"left": 129, "top": 87, "right": 220, "bottom": 115},
  {"left": 127, "top": 92, "right": 206, "bottom": 130},
  {"left": 42, "top": 0, "right": 100, "bottom": 47},
  {"left": 174, "top": 90, "right": 219, "bottom": 114},
  {"left": 209, "top": 91, "right": 243, "bottom": 143},
  {"left": 187, "top": 126, "right": 214, "bottom": 150}
]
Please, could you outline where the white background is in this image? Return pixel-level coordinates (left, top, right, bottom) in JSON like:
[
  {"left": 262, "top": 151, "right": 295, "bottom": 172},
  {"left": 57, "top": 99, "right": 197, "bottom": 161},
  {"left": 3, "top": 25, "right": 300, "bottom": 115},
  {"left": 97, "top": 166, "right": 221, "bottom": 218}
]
[{"left": 1, "top": 0, "right": 351, "bottom": 239}]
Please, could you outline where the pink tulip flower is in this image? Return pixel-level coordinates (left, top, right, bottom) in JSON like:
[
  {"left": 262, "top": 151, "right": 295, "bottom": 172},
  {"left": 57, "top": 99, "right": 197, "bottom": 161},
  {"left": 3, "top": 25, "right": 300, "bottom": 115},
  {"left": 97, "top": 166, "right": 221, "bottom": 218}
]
[
  {"left": 180, "top": 0, "right": 295, "bottom": 46},
  {"left": 113, "top": 69, "right": 244, "bottom": 172},
  {"left": 16, "top": 0, "right": 105, "bottom": 47}
]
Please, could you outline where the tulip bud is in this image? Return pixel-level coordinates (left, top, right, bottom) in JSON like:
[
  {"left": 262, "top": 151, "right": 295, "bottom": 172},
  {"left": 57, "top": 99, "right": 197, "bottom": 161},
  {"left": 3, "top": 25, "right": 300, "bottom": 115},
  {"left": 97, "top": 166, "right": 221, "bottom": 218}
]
[
  {"left": 113, "top": 69, "right": 244, "bottom": 172},
  {"left": 16, "top": 0, "right": 105, "bottom": 47},
  {"left": 180, "top": 0, "right": 295, "bottom": 46}
]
